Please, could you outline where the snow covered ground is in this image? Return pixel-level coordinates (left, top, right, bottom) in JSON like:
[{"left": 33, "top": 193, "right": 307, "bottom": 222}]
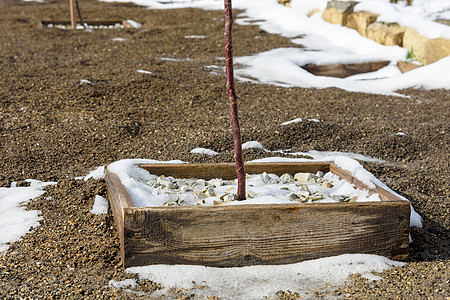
[
  {"left": 100, "top": 0, "right": 450, "bottom": 95},
  {"left": 125, "top": 254, "right": 405, "bottom": 299},
  {"left": 0, "top": 180, "right": 56, "bottom": 252}
]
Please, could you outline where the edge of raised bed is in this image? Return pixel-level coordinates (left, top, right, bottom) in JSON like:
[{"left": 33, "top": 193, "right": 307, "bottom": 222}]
[{"left": 106, "top": 162, "right": 410, "bottom": 268}]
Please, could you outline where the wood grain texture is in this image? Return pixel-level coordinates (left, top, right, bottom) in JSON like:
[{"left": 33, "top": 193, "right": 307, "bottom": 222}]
[
  {"left": 106, "top": 170, "right": 135, "bottom": 263},
  {"left": 302, "top": 61, "right": 390, "bottom": 78},
  {"left": 106, "top": 162, "right": 410, "bottom": 268},
  {"left": 69, "top": 0, "right": 76, "bottom": 29},
  {"left": 122, "top": 202, "right": 410, "bottom": 267},
  {"left": 330, "top": 163, "right": 403, "bottom": 202},
  {"left": 140, "top": 162, "right": 331, "bottom": 180}
]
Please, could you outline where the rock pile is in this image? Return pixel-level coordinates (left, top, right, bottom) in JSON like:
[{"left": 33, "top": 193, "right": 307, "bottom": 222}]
[
  {"left": 320, "top": 1, "right": 450, "bottom": 65},
  {"left": 143, "top": 171, "right": 376, "bottom": 207}
]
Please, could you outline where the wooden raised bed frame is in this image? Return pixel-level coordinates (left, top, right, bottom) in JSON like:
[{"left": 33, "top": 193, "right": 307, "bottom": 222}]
[
  {"left": 106, "top": 162, "right": 410, "bottom": 268},
  {"left": 41, "top": 20, "right": 136, "bottom": 29}
]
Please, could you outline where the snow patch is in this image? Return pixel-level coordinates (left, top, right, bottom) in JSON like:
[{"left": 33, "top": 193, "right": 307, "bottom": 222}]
[
  {"left": 242, "top": 141, "right": 268, "bottom": 151},
  {"left": 84, "top": 166, "right": 105, "bottom": 181},
  {"left": 90, "top": 195, "right": 109, "bottom": 215},
  {"left": 281, "top": 117, "right": 302, "bottom": 125},
  {"left": 125, "top": 19, "right": 142, "bottom": 29},
  {"left": 109, "top": 279, "right": 138, "bottom": 289},
  {"left": 190, "top": 148, "right": 220, "bottom": 156},
  {"left": 0, "top": 180, "right": 56, "bottom": 252},
  {"left": 136, "top": 69, "right": 153, "bottom": 75},
  {"left": 127, "top": 254, "right": 404, "bottom": 299}
]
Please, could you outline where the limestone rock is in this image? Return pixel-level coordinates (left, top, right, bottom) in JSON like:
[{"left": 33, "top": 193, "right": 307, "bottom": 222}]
[
  {"left": 367, "top": 22, "right": 406, "bottom": 46},
  {"left": 403, "top": 28, "right": 430, "bottom": 65},
  {"left": 321, "top": 1, "right": 357, "bottom": 26},
  {"left": 204, "top": 187, "right": 216, "bottom": 197},
  {"left": 280, "top": 173, "right": 294, "bottom": 183},
  {"left": 278, "top": 0, "right": 291, "bottom": 7},
  {"left": 294, "top": 172, "right": 315, "bottom": 183},
  {"left": 246, "top": 190, "right": 258, "bottom": 198},
  {"left": 425, "top": 37, "right": 450, "bottom": 65},
  {"left": 346, "top": 11, "right": 379, "bottom": 37}
]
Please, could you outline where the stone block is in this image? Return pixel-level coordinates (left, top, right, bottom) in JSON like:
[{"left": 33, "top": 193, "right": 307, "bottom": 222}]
[
  {"left": 322, "top": 1, "right": 357, "bottom": 26},
  {"left": 367, "top": 22, "right": 405, "bottom": 46},
  {"left": 403, "top": 28, "right": 430, "bottom": 65},
  {"left": 425, "top": 37, "right": 450, "bottom": 65},
  {"left": 346, "top": 11, "right": 379, "bottom": 37}
]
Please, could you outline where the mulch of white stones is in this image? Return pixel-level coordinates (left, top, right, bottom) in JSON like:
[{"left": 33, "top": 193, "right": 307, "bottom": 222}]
[{"left": 141, "top": 171, "right": 380, "bottom": 207}]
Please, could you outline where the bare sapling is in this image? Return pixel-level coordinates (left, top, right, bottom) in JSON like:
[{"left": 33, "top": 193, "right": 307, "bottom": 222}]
[{"left": 224, "top": 0, "right": 246, "bottom": 200}]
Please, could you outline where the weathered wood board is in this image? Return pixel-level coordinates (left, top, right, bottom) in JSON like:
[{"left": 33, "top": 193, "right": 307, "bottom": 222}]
[
  {"left": 302, "top": 61, "right": 390, "bottom": 78},
  {"left": 106, "top": 162, "right": 410, "bottom": 268},
  {"left": 41, "top": 20, "right": 135, "bottom": 28}
]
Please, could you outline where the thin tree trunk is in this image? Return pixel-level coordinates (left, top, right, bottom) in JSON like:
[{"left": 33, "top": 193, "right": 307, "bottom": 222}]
[{"left": 224, "top": 0, "right": 246, "bottom": 200}]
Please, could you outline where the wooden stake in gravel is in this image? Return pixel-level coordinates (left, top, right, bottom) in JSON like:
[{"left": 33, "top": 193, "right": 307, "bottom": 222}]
[{"left": 224, "top": 0, "right": 246, "bottom": 200}]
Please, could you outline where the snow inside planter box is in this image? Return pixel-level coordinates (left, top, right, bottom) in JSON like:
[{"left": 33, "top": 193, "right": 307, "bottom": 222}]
[{"left": 105, "top": 158, "right": 411, "bottom": 268}]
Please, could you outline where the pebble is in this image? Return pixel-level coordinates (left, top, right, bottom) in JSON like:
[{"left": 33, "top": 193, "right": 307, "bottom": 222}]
[
  {"left": 280, "top": 173, "right": 294, "bottom": 183},
  {"left": 204, "top": 187, "right": 216, "bottom": 197},
  {"left": 294, "top": 172, "right": 315, "bottom": 183},
  {"left": 246, "top": 190, "right": 258, "bottom": 198}
]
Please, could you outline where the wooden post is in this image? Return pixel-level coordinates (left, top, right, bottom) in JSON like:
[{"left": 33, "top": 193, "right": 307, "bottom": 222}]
[{"left": 69, "top": 0, "right": 76, "bottom": 29}]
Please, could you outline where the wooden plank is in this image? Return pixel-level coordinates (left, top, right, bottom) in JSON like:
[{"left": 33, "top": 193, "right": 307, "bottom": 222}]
[
  {"left": 302, "top": 61, "right": 390, "bottom": 78},
  {"left": 330, "top": 163, "right": 404, "bottom": 202},
  {"left": 41, "top": 20, "right": 125, "bottom": 27},
  {"left": 106, "top": 170, "right": 136, "bottom": 264},
  {"left": 139, "top": 162, "right": 330, "bottom": 181},
  {"left": 106, "top": 171, "right": 135, "bottom": 208},
  {"left": 122, "top": 202, "right": 410, "bottom": 267}
]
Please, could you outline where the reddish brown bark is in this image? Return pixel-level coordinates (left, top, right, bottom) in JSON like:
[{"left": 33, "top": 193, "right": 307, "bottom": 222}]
[{"left": 224, "top": 0, "right": 246, "bottom": 200}]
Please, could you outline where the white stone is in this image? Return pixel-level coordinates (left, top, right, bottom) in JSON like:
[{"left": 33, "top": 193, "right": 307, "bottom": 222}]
[
  {"left": 307, "top": 194, "right": 324, "bottom": 201},
  {"left": 180, "top": 186, "right": 192, "bottom": 193},
  {"left": 258, "top": 172, "right": 279, "bottom": 184},
  {"left": 316, "top": 171, "right": 324, "bottom": 178},
  {"left": 322, "top": 180, "right": 334, "bottom": 188},
  {"left": 294, "top": 172, "right": 315, "bottom": 183},
  {"left": 280, "top": 173, "right": 294, "bottom": 183},
  {"left": 208, "top": 179, "right": 223, "bottom": 188},
  {"left": 204, "top": 187, "right": 216, "bottom": 197},
  {"left": 297, "top": 190, "right": 310, "bottom": 197},
  {"left": 246, "top": 190, "right": 258, "bottom": 198}
]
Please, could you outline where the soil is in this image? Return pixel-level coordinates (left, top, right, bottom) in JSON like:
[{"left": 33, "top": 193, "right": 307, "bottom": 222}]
[{"left": 0, "top": 0, "right": 449, "bottom": 298}]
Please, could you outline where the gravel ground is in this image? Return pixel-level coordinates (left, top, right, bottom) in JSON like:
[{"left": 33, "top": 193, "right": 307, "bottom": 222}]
[{"left": 0, "top": 0, "right": 449, "bottom": 298}]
